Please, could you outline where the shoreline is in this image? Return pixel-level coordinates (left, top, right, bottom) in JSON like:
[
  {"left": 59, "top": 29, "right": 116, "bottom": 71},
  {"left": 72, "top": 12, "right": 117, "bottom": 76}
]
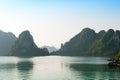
[{"left": 108, "top": 58, "right": 120, "bottom": 67}]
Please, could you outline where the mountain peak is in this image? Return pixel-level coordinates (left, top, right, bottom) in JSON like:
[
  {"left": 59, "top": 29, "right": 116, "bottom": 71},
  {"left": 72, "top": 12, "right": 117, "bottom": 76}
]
[
  {"left": 10, "top": 30, "right": 49, "bottom": 56},
  {"left": 80, "top": 28, "right": 96, "bottom": 37},
  {"left": 18, "top": 30, "right": 36, "bottom": 46},
  {"left": 56, "top": 28, "right": 120, "bottom": 57},
  {"left": 82, "top": 28, "right": 95, "bottom": 33},
  {"left": 107, "top": 29, "right": 114, "bottom": 33},
  {"left": 21, "top": 30, "right": 30, "bottom": 34},
  {"left": 19, "top": 30, "right": 31, "bottom": 38}
]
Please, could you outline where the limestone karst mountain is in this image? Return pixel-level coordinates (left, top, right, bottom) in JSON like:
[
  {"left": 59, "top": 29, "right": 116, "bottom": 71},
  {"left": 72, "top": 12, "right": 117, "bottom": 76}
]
[
  {"left": 0, "top": 30, "right": 17, "bottom": 56},
  {"left": 10, "top": 30, "right": 49, "bottom": 56},
  {"left": 55, "top": 28, "right": 120, "bottom": 57}
]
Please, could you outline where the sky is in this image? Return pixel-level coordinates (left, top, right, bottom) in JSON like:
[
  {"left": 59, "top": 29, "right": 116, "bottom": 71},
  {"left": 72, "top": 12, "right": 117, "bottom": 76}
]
[{"left": 0, "top": 0, "right": 120, "bottom": 48}]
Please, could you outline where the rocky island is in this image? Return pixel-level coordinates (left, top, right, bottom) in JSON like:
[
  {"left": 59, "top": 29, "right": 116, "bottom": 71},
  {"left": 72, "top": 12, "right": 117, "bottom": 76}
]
[{"left": 108, "top": 52, "right": 120, "bottom": 67}]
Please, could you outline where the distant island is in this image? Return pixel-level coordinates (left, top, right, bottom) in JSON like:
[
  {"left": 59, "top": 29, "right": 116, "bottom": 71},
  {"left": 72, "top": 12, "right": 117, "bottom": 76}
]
[
  {"left": 42, "top": 46, "right": 57, "bottom": 53},
  {"left": 0, "top": 28, "right": 120, "bottom": 58}
]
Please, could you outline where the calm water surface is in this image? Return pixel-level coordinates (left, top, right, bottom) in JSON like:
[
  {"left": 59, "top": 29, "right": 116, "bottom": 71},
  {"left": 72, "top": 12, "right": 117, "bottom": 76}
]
[{"left": 0, "top": 56, "right": 120, "bottom": 80}]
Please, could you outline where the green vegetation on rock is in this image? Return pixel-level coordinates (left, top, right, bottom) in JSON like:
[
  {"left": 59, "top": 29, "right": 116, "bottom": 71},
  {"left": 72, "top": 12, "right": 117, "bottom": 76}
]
[
  {"left": 10, "top": 30, "right": 49, "bottom": 56},
  {"left": 115, "top": 52, "right": 120, "bottom": 60},
  {"left": 55, "top": 28, "right": 120, "bottom": 57}
]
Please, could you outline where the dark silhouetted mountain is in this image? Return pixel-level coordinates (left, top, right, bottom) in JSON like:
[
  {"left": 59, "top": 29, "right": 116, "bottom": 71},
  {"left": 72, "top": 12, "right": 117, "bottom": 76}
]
[
  {"left": 0, "top": 30, "right": 17, "bottom": 56},
  {"left": 55, "top": 28, "right": 120, "bottom": 57},
  {"left": 10, "top": 30, "right": 49, "bottom": 56},
  {"left": 42, "top": 46, "right": 57, "bottom": 53}
]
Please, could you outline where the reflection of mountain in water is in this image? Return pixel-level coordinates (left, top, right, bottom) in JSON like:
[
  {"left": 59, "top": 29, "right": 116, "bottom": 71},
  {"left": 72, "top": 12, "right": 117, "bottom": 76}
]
[
  {"left": 17, "top": 61, "right": 33, "bottom": 71},
  {"left": 68, "top": 64, "right": 120, "bottom": 79},
  {"left": 69, "top": 64, "right": 120, "bottom": 72},
  {"left": 17, "top": 61, "right": 33, "bottom": 80}
]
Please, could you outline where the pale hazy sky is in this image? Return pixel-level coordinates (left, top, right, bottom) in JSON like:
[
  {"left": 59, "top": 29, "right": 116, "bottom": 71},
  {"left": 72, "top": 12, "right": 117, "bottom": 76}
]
[{"left": 0, "top": 0, "right": 120, "bottom": 48}]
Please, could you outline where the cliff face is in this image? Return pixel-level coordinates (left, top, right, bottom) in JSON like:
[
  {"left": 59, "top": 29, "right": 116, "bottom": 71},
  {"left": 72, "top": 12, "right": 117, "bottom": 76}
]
[
  {"left": 56, "top": 28, "right": 120, "bottom": 57},
  {"left": 10, "top": 30, "right": 49, "bottom": 56},
  {"left": 0, "top": 30, "right": 17, "bottom": 56}
]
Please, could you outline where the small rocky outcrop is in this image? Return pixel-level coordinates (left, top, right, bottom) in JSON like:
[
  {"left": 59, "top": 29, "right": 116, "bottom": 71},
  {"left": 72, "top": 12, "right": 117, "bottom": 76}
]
[{"left": 108, "top": 52, "right": 120, "bottom": 67}]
